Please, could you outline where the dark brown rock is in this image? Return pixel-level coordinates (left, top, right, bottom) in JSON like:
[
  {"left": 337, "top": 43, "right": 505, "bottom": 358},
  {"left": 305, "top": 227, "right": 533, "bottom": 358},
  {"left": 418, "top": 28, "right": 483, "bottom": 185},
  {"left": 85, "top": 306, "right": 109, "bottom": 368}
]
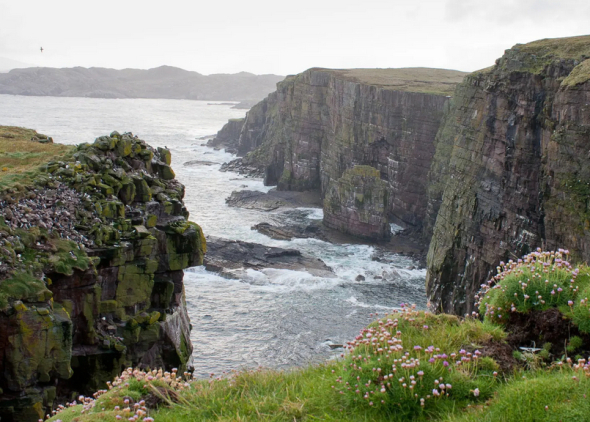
[
  {"left": 204, "top": 236, "right": 334, "bottom": 278},
  {"left": 207, "top": 118, "right": 245, "bottom": 153},
  {"left": 425, "top": 35, "right": 590, "bottom": 315},
  {"left": 225, "top": 67, "right": 465, "bottom": 237}
]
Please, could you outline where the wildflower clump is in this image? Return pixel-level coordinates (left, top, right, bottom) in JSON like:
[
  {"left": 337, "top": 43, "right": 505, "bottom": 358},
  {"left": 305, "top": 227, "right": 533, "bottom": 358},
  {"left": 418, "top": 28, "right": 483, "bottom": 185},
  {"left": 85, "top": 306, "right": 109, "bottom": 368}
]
[
  {"left": 476, "top": 249, "right": 590, "bottom": 331},
  {"left": 47, "top": 367, "right": 192, "bottom": 422},
  {"left": 335, "top": 305, "right": 501, "bottom": 420}
]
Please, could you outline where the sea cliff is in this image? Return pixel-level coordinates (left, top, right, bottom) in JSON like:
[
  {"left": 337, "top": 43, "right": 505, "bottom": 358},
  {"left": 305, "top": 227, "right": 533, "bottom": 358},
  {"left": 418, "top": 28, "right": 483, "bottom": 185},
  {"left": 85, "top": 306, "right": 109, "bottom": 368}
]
[
  {"left": 425, "top": 35, "right": 590, "bottom": 314},
  {"left": 214, "top": 36, "right": 590, "bottom": 314},
  {"left": 0, "top": 128, "right": 205, "bottom": 422},
  {"left": 221, "top": 67, "right": 466, "bottom": 239}
]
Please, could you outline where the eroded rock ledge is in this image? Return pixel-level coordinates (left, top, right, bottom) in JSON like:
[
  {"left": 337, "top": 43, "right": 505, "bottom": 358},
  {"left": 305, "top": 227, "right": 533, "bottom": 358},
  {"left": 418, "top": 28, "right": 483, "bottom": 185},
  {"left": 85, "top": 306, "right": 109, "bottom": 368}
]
[{"left": 0, "top": 132, "right": 205, "bottom": 422}]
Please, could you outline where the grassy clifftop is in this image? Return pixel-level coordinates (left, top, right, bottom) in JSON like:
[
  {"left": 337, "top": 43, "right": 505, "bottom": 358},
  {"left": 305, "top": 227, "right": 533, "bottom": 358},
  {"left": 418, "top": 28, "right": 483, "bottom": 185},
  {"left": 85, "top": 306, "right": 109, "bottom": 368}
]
[
  {"left": 308, "top": 67, "right": 467, "bottom": 96},
  {"left": 497, "top": 34, "right": 590, "bottom": 75},
  {"left": 0, "top": 126, "right": 73, "bottom": 189}
]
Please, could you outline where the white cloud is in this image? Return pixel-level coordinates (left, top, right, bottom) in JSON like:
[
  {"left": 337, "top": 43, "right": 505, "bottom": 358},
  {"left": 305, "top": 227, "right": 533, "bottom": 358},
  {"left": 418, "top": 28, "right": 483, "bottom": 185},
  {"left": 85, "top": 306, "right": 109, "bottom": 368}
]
[{"left": 0, "top": 0, "right": 589, "bottom": 75}]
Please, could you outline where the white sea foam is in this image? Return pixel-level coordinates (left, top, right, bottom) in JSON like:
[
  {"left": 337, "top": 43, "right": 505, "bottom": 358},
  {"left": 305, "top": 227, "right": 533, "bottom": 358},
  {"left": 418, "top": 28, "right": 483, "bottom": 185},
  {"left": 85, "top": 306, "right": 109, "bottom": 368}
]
[
  {"left": 345, "top": 296, "right": 397, "bottom": 310},
  {"left": 297, "top": 207, "right": 324, "bottom": 220}
]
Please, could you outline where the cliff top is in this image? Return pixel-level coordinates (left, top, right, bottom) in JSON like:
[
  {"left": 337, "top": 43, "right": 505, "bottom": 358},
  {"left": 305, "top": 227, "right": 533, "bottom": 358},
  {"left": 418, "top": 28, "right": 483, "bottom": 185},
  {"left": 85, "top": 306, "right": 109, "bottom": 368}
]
[
  {"left": 310, "top": 67, "right": 467, "bottom": 96},
  {"left": 514, "top": 34, "right": 590, "bottom": 60},
  {"left": 0, "top": 126, "right": 72, "bottom": 189},
  {"left": 495, "top": 34, "right": 590, "bottom": 75}
]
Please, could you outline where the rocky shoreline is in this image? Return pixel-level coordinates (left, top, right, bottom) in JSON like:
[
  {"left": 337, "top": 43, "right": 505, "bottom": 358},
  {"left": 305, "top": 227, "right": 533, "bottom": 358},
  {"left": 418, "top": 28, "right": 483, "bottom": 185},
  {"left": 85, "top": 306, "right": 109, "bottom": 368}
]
[{"left": 224, "top": 186, "right": 427, "bottom": 267}]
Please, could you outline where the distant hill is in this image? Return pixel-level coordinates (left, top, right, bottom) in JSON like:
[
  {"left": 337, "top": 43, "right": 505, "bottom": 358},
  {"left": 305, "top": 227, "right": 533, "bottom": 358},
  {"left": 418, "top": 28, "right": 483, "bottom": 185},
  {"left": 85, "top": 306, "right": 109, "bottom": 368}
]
[{"left": 0, "top": 65, "right": 284, "bottom": 101}]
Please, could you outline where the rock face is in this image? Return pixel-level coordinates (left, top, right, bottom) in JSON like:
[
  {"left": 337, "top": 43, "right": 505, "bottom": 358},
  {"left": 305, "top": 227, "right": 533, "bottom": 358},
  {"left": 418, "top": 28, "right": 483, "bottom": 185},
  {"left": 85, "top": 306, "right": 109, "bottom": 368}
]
[
  {"left": 207, "top": 118, "right": 245, "bottom": 153},
  {"left": 0, "top": 133, "right": 206, "bottom": 421},
  {"left": 229, "top": 67, "right": 465, "bottom": 234},
  {"left": 323, "top": 165, "right": 391, "bottom": 240},
  {"left": 425, "top": 35, "right": 590, "bottom": 315}
]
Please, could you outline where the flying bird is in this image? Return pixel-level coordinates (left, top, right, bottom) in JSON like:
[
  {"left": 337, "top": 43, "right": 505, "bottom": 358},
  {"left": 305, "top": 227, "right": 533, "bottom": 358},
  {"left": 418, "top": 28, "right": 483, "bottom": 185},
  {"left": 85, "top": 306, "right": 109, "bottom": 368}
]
[{"left": 40, "top": 47, "right": 43, "bottom": 53}]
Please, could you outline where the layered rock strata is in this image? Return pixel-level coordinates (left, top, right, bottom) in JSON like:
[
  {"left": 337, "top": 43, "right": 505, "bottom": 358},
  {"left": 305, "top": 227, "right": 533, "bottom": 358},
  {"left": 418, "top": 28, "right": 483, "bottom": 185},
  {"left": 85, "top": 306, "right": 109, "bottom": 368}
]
[
  {"left": 227, "top": 68, "right": 465, "bottom": 235},
  {"left": 323, "top": 165, "right": 391, "bottom": 240},
  {"left": 0, "top": 132, "right": 206, "bottom": 421},
  {"left": 425, "top": 35, "right": 590, "bottom": 314}
]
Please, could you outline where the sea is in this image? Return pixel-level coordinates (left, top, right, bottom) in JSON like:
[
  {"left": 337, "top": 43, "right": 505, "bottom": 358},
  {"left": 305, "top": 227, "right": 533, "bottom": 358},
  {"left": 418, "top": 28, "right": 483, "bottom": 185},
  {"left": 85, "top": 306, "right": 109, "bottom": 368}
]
[{"left": 0, "top": 94, "right": 427, "bottom": 377}]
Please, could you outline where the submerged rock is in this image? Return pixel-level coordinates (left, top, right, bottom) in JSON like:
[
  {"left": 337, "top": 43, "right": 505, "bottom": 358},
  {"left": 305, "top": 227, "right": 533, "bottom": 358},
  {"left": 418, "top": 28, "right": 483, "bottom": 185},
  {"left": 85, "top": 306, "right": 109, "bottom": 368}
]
[
  {"left": 204, "top": 236, "right": 334, "bottom": 278},
  {"left": 226, "top": 188, "right": 322, "bottom": 211},
  {"left": 252, "top": 221, "right": 327, "bottom": 242}
]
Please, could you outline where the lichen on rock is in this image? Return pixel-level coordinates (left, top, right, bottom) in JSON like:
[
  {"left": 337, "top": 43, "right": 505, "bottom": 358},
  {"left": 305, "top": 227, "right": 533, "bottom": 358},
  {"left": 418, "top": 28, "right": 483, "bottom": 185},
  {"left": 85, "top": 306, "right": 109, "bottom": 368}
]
[{"left": 0, "top": 130, "right": 205, "bottom": 421}]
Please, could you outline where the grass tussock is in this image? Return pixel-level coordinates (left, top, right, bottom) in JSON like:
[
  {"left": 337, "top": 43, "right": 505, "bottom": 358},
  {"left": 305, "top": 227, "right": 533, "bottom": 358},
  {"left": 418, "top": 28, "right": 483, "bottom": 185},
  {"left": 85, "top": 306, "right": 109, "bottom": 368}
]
[
  {"left": 561, "top": 58, "right": 590, "bottom": 87},
  {"left": 477, "top": 249, "right": 590, "bottom": 334},
  {"left": 445, "top": 368, "right": 590, "bottom": 422},
  {"left": 0, "top": 126, "right": 72, "bottom": 189}
]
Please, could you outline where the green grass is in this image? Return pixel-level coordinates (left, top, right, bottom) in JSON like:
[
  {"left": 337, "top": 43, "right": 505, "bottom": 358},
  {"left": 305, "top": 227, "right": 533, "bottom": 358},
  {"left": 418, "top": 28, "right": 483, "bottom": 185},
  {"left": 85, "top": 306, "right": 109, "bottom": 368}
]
[
  {"left": 500, "top": 34, "right": 590, "bottom": 75},
  {"left": 0, "top": 126, "right": 73, "bottom": 190},
  {"left": 47, "top": 365, "right": 392, "bottom": 422},
  {"left": 0, "top": 271, "right": 50, "bottom": 310},
  {"left": 477, "top": 250, "right": 590, "bottom": 334},
  {"left": 445, "top": 369, "right": 590, "bottom": 422},
  {"left": 46, "top": 311, "right": 509, "bottom": 422},
  {"left": 562, "top": 58, "right": 590, "bottom": 87},
  {"left": 42, "top": 308, "right": 590, "bottom": 422},
  {"left": 515, "top": 35, "right": 590, "bottom": 62},
  {"left": 307, "top": 67, "right": 467, "bottom": 96}
]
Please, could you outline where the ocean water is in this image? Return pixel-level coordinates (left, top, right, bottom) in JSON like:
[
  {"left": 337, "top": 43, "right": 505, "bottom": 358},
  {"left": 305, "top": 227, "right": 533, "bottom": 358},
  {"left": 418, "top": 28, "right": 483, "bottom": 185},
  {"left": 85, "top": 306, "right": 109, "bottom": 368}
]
[{"left": 0, "top": 94, "right": 426, "bottom": 376}]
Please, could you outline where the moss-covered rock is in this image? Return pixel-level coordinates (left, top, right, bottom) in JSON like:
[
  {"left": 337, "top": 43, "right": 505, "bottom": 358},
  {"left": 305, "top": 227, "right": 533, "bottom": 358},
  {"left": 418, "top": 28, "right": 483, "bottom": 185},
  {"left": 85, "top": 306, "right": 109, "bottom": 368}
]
[{"left": 0, "top": 130, "right": 203, "bottom": 421}]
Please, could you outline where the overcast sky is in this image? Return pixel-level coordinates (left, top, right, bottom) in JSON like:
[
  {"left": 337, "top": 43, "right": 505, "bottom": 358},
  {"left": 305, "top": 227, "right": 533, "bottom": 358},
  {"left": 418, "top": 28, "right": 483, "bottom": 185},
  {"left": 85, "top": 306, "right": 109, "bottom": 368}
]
[{"left": 1, "top": 0, "right": 589, "bottom": 76}]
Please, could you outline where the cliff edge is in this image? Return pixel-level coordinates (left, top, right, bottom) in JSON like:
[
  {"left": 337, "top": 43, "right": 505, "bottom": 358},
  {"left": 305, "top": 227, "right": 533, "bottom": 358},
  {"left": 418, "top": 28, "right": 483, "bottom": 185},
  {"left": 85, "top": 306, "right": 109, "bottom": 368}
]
[
  {"left": 425, "top": 35, "right": 590, "bottom": 314},
  {"left": 0, "top": 127, "right": 205, "bottom": 421}
]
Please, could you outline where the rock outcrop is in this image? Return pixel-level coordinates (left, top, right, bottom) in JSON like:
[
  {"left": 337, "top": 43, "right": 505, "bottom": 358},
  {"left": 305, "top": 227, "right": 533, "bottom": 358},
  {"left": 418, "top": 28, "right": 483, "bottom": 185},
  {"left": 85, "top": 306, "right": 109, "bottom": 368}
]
[
  {"left": 425, "top": 35, "right": 590, "bottom": 315},
  {"left": 0, "top": 132, "right": 206, "bottom": 421},
  {"left": 323, "top": 165, "right": 391, "bottom": 240},
  {"left": 204, "top": 236, "right": 334, "bottom": 278},
  {"left": 207, "top": 118, "right": 245, "bottom": 153},
  {"left": 224, "top": 67, "right": 465, "bottom": 235}
]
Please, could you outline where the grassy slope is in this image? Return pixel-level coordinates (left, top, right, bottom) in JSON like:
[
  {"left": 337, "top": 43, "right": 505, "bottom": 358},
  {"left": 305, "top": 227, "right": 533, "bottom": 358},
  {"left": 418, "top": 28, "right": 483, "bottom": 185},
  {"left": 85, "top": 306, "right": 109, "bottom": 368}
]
[
  {"left": 310, "top": 67, "right": 467, "bottom": 96},
  {"left": 44, "top": 312, "right": 503, "bottom": 422},
  {"left": 0, "top": 126, "right": 73, "bottom": 189}
]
